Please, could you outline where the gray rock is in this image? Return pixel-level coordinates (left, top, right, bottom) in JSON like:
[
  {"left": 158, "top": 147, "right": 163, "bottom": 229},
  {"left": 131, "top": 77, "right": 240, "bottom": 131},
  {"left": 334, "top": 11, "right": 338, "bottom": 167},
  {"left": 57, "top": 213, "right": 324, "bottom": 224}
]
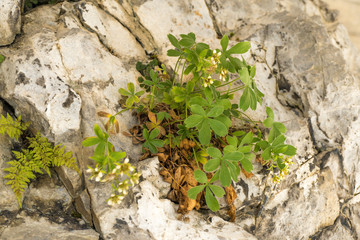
[
  {"left": 0, "top": 211, "right": 99, "bottom": 240},
  {"left": 256, "top": 167, "right": 339, "bottom": 239},
  {"left": 0, "top": 0, "right": 21, "bottom": 46}
]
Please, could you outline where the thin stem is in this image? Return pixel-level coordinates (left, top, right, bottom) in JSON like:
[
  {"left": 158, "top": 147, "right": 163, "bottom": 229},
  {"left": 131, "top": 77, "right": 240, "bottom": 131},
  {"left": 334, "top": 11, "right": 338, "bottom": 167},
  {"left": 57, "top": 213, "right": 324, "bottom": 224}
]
[
  {"left": 219, "top": 85, "right": 246, "bottom": 94},
  {"left": 216, "top": 76, "right": 241, "bottom": 88},
  {"left": 180, "top": 60, "right": 186, "bottom": 86}
]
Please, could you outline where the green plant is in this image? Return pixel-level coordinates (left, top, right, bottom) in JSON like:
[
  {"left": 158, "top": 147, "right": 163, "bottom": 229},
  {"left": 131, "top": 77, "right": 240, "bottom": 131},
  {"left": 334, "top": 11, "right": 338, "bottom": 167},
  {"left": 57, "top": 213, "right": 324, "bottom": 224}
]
[
  {"left": 0, "top": 54, "right": 5, "bottom": 64},
  {"left": 82, "top": 118, "right": 141, "bottom": 206},
  {"left": 104, "top": 32, "right": 296, "bottom": 214},
  {"left": 1, "top": 113, "right": 80, "bottom": 207}
]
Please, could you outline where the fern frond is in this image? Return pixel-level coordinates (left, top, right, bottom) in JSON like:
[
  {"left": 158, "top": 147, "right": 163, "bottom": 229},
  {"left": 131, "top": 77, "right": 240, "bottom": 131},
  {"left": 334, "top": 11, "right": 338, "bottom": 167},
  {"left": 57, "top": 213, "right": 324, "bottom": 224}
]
[
  {"left": 28, "top": 132, "right": 52, "bottom": 176},
  {"left": 3, "top": 150, "right": 39, "bottom": 208},
  {"left": 0, "top": 113, "right": 30, "bottom": 140},
  {"left": 52, "top": 145, "right": 80, "bottom": 174}
]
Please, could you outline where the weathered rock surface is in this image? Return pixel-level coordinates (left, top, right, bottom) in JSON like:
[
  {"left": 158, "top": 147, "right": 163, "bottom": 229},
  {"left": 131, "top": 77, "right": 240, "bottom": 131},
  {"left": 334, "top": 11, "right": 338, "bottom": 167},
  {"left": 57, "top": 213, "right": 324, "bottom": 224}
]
[
  {"left": 0, "top": 0, "right": 21, "bottom": 46},
  {"left": 1, "top": 0, "right": 360, "bottom": 239},
  {"left": 1, "top": 211, "right": 99, "bottom": 240}
]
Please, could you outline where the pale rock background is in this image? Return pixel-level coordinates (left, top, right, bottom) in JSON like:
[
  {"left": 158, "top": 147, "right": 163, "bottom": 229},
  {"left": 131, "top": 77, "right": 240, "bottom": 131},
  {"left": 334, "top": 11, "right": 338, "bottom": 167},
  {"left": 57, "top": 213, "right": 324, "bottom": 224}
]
[{"left": 0, "top": 0, "right": 360, "bottom": 239}]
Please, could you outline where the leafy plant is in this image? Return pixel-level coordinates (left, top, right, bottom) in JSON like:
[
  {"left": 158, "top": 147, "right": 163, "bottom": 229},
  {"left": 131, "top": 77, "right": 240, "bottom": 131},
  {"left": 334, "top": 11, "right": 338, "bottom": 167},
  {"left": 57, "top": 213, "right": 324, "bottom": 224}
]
[
  {"left": 1, "top": 114, "right": 80, "bottom": 207},
  {"left": 102, "top": 32, "right": 296, "bottom": 215},
  {"left": 82, "top": 116, "right": 141, "bottom": 206}
]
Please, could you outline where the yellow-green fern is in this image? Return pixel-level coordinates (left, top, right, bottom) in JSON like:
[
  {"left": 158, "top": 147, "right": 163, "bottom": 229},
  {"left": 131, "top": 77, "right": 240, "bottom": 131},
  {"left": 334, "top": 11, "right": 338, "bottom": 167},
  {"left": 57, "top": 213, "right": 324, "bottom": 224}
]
[{"left": 1, "top": 113, "right": 80, "bottom": 207}]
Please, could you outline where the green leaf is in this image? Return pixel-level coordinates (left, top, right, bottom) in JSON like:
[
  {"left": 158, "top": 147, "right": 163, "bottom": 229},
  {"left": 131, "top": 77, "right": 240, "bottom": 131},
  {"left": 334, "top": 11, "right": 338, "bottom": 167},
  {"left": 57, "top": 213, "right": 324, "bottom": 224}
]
[
  {"left": 94, "top": 124, "right": 105, "bottom": 140},
  {"left": 94, "top": 141, "right": 106, "bottom": 157},
  {"left": 209, "top": 118, "right": 227, "bottom": 137},
  {"left": 250, "top": 65, "right": 256, "bottom": 78},
  {"left": 143, "top": 128, "right": 149, "bottom": 139},
  {"left": 110, "top": 151, "right": 126, "bottom": 161},
  {"left": 0, "top": 54, "right": 5, "bottom": 63},
  {"left": 204, "top": 87, "right": 212, "bottom": 103},
  {"left": 223, "top": 151, "right": 244, "bottom": 161},
  {"left": 207, "top": 106, "right": 224, "bottom": 118},
  {"left": 226, "top": 136, "right": 238, "bottom": 147},
  {"left": 273, "top": 144, "right": 288, "bottom": 154},
  {"left": 190, "top": 104, "right": 206, "bottom": 116},
  {"left": 149, "top": 128, "right": 160, "bottom": 139},
  {"left": 188, "top": 185, "right": 206, "bottom": 199},
  {"left": 184, "top": 64, "right": 196, "bottom": 75},
  {"left": 273, "top": 122, "right": 287, "bottom": 133},
  {"left": 127, "top": 82, "right": 135, "bottom": 94},
  {"left": 240, "top": 158, "right": 253, "bottom": 172},
  {"left": 219, "top": 162, "right": 231, "bottom": 187},
  {"left": 215, "top": 114, "right": 231, "bottom": 128},
  {"left": 240, "top": 86, "right": 251, "bottom": 111},
  {"left": 240, "top": 132, "right": 253, "bottom": 146},
  {"left": 272, "top": 135, "right": 286, "bottom": 146},
  {"left": 220, "top": 35, "right": 229, "bottom": 51},
  {"left": 227, "top": 42, "right": 251, "bottom": 55},
  {"left": 168, "top": 34, "right": 181, "bottom": 49},
  {"left": 204, "top": 158, "right": 221, "bottom": 172},
  {"left": 226, "top": 160, "right": 240, "bottom": 181},
  {"left": 179, "top": 38, "right": 195, "bottom": 48},
  {"left": 284, "top": 145, "right": 297, "bottom": 156},
  {"left": 207, "top": 147, "right": 222, "bottom": 158},
  {"left": 239, "top": 67, "right": 250, "bottom": 85},
  {"left": 167, "top": 49, "right": 182, "bottom": 57},
  {"left": 209, "top": 184, "right": 225, "bottom": 197},
  {"left": 261, "top": 147, "right": 272, "bottom": 161},
  {"left": 189, "top": 96, "right": 208, "bottom": 106},
  {"left": 194, "top": 169, "right": 208, "bottom": 183},
  {"left": 205, "top": 186, "right": 220, "bottom": 212},
  {"left": 199, "top": 120, "right": 211, "bottom": 145},
  {"left": 184, "top": 114, "right": 203, "bottom": 128},
  {"left": 82, "top": 137, "right": 101, "bottom": 147}
]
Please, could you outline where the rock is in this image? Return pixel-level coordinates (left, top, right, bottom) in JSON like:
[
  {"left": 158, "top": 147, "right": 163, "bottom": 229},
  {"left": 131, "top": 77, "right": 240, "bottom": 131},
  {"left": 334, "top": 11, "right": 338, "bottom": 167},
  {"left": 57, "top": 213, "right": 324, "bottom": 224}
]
[
  {"left": 0, "top": 0, "right": 21, "bottom": 46},
  {"left": 76, "top": 1, "right": 146, "bottom": 60},
  {"left": 0, "top": 105, "right": 20, "bottom": 212},
  {"left": 90, "top": 157, "right": 257, "bottom": 240},
  {"left": 0, "top": 211, "right": 99, "bottom": 240},
  {"left": 255, "top": 167, "right": 339, "bottom": 239},
  {"left": 22, "top": 170, "right": 73, "bottom": 214}
]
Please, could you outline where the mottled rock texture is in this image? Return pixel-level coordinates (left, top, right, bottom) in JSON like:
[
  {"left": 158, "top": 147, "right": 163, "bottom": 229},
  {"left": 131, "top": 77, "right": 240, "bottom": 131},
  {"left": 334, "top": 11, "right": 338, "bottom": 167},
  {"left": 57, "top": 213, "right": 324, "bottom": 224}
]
[{"left": 1, "top": 0, "right": 360, "bottom": 239}]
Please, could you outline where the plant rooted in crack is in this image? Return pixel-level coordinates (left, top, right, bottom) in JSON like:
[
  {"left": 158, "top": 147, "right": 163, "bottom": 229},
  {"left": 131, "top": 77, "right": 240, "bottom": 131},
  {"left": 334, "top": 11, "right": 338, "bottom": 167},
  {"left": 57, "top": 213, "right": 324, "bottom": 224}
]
[
  {"left": 96, "top": 32, "right": 296, "bottom": 219},
  {"left": 0, "top": 113, "right": 80, "bottom": 207},
  {"left": 82, "top": 114, "right": 141, "bottom": 206}
]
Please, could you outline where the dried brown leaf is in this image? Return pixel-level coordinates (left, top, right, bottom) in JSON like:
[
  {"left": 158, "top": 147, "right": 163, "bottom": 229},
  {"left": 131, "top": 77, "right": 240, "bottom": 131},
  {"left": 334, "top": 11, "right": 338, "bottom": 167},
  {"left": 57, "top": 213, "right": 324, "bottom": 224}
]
[
  {"left": 241, "top": 168, "right": 254, "bottom": 178},
  {"left": 97, "top": 111, "right": 111, "bottom": 117},
  {"left": 148, "top": 111, "right": 157, "bottom": 124}
]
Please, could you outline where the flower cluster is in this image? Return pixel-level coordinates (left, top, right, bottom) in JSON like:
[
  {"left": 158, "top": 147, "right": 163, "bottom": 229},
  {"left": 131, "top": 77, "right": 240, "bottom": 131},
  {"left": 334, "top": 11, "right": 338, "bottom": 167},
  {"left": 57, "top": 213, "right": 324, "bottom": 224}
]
[
  {"left": 86, "top": 158, "right": 141, "bottom": 206},
  {"left": 86, "top": 166, "right": 105, "bottom": 182},
  {"left": 210, "top": 50, "right": 221, "bottom": 65},
  {"left": 219, "top": 68, "right": 228, "bottom": 81},
  {"left": 203, "top": 76, "right": 214, "bottom": 87}
]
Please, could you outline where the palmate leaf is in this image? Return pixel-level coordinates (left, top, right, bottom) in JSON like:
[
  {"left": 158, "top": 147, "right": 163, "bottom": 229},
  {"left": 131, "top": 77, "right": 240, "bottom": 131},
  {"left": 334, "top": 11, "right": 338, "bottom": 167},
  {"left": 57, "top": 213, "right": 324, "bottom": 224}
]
[
  {"left": 227, "top": 42, "right": 251, "bottom": 55},
  {"left": 205, "top": 186, "right": 220, "bottom": 212},
  {"left": 188, "top": 185, "right": 206, "bottom": 199},
  {"left": 199, "top": 120, "right": 211, "bottom": 145},
  {"left": 208, "top": 184, "right": 225, "bottom": 198},
  {"left": 194, "top": 169, "right": 208, "bottom": 183}
]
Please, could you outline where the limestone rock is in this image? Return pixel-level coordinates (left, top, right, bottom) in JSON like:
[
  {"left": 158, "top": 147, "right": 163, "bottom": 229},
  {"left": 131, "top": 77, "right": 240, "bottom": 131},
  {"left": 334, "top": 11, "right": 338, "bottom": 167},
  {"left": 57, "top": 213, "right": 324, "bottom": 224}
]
[
  {"left": 0, "top": 212, "right": 99, "bottom": 240},
  {"left": 0, "top": 0, "right": 21, "bottom": 46},
  {"left": 0, "top": 102, "right": 20, "bottom": 212},
  {"left": 255, "top": 168, "right": 339, "bottom": 239},
  {"left": 90, "top": 157, "right": 257, "bottom": 240}
]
